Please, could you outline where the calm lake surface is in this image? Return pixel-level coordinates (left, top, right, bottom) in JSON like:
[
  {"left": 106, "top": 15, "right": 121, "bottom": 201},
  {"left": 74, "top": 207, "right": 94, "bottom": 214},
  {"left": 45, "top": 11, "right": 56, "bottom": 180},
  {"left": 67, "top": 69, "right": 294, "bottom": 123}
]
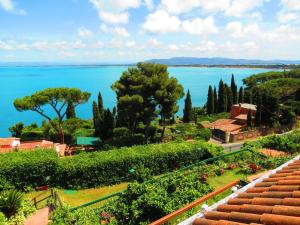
[{"left": 0, "top": 66, "right": 274, "bottom": 136}]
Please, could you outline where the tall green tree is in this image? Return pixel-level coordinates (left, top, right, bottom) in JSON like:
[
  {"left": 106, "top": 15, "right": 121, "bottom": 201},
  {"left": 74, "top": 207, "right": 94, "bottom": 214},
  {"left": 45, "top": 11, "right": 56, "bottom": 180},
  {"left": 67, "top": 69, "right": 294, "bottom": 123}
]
[
  {"left": 93, "top": 93, "right": 116, "bottom": 141},
  {"left": 260, "top": 91, "right": 280, "bottom": 127},
  {"left": 206, "top": 85, "right": 214, "bottom": 115},
  {"left": 217, "top": 80, "right": 227, "bottom": 113},
  {"left": 247, "top": 110, "right": 252, "bottom": 128},
  {"left": 238, "top": 87, "right": 244, "bottom": 103},
  {"left": 155, "top": 77, "right": 184, "bottom": 139},
  {"left": 183, "top": 90, "right": 192, "bottom": 123},
  {"left": 14, "top": 88, "right": 90, "bottom": 143},
  {"left": 92, "top": 101, "right": 101, "bottom": 138},
  {"left": 231, "top": 74, "right": 238, "bottom": 104},
  {"left": 112, "top": 63, "right": 183, "bottom": 134},
  {"left": 226, "top": 86, "right": 233, "bottom": 112},
  {"left": 66, "top": 101, "right": 76, "bottom": 119},
  {"left": 98, "top": 92, "right": 105, "bottom": 117},
  {"left": 213, "top": 86, "right": 218, "bottom": 114},
  {"left": 255, "top": 92, "right": 262, "bottom": 127}
]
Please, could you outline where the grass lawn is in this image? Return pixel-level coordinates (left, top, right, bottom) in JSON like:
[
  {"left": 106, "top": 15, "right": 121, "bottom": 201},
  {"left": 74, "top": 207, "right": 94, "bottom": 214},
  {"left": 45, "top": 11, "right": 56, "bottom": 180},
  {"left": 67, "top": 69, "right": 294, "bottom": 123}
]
[
  {"left": 26, "top": 182, "right": 128, "bottom": 208},
  {"left": 207, "top": 169, "right": 245, "bottom": 189}
]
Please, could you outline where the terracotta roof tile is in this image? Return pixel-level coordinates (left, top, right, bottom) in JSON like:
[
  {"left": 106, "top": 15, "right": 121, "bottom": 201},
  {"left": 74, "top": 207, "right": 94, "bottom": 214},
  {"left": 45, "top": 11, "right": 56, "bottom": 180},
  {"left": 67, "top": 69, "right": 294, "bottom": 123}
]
[{"left": 191, "top": 156, "right": 300, "bottom": 225}]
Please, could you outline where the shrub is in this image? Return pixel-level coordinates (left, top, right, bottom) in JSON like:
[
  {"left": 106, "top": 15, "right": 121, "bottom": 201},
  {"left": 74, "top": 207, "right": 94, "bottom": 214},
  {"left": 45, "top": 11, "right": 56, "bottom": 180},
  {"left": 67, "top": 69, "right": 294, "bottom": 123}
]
[
  {"left": 54, "top": 141, "right": 222, "bottom": 188},
  {"left": 113, "top": 127, "right": 130, "bottom": 137},
  {"left": 106, "top": 171, "right": 213, "bottom": 225},
  {"left": 0, "top": 150, "right": 58, "bottom": 190},
  {"left": 0, "top": 190, "right": 23, "bottom": 218},
  {"left": 0, "top": 142, "right": 222, "bottom": 190}
]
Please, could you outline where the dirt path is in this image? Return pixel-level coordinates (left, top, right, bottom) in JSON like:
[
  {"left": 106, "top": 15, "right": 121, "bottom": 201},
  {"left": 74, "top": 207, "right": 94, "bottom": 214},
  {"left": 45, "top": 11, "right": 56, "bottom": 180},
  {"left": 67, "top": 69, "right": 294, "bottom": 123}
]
[{"left": 24, "top": 207, "right": 49, "bottom": 225}]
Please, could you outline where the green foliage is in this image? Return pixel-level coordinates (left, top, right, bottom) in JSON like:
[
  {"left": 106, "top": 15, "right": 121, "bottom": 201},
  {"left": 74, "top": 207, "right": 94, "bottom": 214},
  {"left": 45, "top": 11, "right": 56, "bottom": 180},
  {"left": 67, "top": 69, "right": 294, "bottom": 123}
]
[
  {"left": 258, "top": 78, "right": 300, "bottom": 100},
  {"left": 226, "top": 85, "right": 233, "bottom": 112},
  {"left": 0, "top": 190, "right": 23, "bottom": 218},
  {"left": 0, "top": 150, "right": 58, "bottom": 190},
  {"left": 213, "top": 86, "right": 218, "bottom": 114},
  {"left": 8, "top": 122, "right": 24, "bottom": 138},
  {"left": 238, "top": 86, "right": 244, "bottom": 103},
  {"left": 243, "top": 69, "right": 300, "bottom": 88},
  {"left": 14, "top": 88, "right": 91, "bottom": 143},
  {"left": 0, "top": 142, "right": 222, "bottom": 190},
  {"left": 112, "top": 63, "right": 184, "bottom": 135},
  {"left": 109, "top": 172, "right": 213, "bottom": 225},
  {"left": 247, "top": 110, "right": 252, "bottom": 128},
  {"left": 217, "top": 80, "right": 227, "bottom": 112},
  {"left": 183, "top": 90, "right": 193, "bottom": 122},
  {"left": 231, "top": 74, "right": 238, "bottom": 104},
  {"left": 50, "top": 206, "right": 74, "bottom": 225},
  {"left": 206, "top": 86, "right": 214, "bottom": 115},
  {"left": 259, "top": 132, "right": 300, "bottom": 153},
  {"left": 93, "top": 92, "right": 115, "bottom": 141},
  {"left": 66, "top": 101, "right": 76, "bottom": 119},
  {"left": 0, "top": 212, "right": 5, "bottom": 224},
  {"left": 5, "top": 199, "right": 35, "bottom": 225}
]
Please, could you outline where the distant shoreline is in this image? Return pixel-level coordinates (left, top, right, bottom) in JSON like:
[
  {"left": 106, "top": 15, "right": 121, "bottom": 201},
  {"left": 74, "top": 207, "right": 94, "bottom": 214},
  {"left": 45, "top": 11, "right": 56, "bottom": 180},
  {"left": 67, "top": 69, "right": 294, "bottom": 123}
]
[{"left": 0, "top": 64, "right": 294, "bottom": 70}]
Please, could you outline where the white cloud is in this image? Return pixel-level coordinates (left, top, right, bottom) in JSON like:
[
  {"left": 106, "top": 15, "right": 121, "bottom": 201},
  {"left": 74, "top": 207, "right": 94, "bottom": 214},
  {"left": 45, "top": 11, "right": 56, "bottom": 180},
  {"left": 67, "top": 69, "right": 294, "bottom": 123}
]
[
  {"left": 160, "top": 0, "right": 200, "bottom": 15},
  {"left": 0, "top": 0, "right": 26, "bottom": 15},
  {"left": 143, "top": 10, "right": 181, "bottom": 33},
  {"left": 89, "top": 0, "right": 140, "bottom": 24},
  {"left": 225, "top": 0, "right": 264, "bottom": 17},
  {"left": 99, "top": 11, "right": 129, "bottom": 24},
  {"left": 144, "top": 0, "right": 154, "bottom": 10},
  {"left": 147, "top": 38, "right": 160, "bottom": 47},
  {"left": 78, "top": 27, "right": 93, "bottom": 38},
  {"left": 168, "top": 44, "right": 179, "bottom": 51},
  {"left": 100, "top": 24, "right": 130, "bottom": 37},
  {"left": 114, "top": 27, "right": 130, "bottom": 37},
  {"left": 277, "top": 11, "right": 298, "bottom": 23},
  {"left": 0, "top": 40, "right": 13, "bottom": 50},
  {"left": 126, "top": 41, "right": 136, "bottom": 47},
  {"left": 182, "top": 16, "right": 218, "bottom": 35},
  {"left": 226, "top": 22, "right": 261, "bottom": 38},
  {"left": 280, "top": 0, "right": 300, "bottom": 11},
  {"left": 226, "top": 21, "right": 243, "bottom": 37},
  {"left": 0, "top": 0, "right": 14, "bottom": 11}
]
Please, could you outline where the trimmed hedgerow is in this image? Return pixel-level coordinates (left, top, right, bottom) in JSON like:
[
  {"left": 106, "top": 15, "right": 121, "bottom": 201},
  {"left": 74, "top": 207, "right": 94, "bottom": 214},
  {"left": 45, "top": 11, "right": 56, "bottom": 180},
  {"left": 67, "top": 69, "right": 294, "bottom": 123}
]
[
  {"left": 54, "top": 141, "right": 222, "bottom": 189},
  {"left": 0, "top": 149, "right": 58, "bottom": 190},
  {"left": 0, "top": 141, "right": 222, "bottom": 190}
]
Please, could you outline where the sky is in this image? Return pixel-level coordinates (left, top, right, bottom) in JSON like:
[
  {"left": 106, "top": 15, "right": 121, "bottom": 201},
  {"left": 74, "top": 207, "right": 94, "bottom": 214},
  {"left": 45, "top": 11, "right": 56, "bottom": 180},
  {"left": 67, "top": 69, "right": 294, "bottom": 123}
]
[{"left": 0, "top": 0, "right": 300, "bottom": 63}]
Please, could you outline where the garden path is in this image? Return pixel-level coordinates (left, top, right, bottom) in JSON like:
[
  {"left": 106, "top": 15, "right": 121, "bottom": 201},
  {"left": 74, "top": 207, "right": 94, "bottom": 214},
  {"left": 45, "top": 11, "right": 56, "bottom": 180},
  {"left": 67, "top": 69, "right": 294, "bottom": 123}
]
[{"left": 24, "top": 207, "right": 49, "bottom": 225}]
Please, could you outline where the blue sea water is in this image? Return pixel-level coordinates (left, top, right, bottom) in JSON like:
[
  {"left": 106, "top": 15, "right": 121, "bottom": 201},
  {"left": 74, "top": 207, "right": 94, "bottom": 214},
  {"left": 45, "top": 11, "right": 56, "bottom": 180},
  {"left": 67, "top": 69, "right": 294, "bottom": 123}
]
[{"left": 0, "top": 66, "right": 274, "bottom": 137}]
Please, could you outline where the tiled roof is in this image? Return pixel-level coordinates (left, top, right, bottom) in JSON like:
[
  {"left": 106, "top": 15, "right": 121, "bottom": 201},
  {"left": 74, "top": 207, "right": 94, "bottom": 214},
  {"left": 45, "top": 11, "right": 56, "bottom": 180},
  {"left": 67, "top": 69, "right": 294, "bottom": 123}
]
[
  {"left": 232, "top": 104, "right": 257, "bottom": 111},
  {"left": 192, "top": 155, "right": 300, "bottom": 225}
]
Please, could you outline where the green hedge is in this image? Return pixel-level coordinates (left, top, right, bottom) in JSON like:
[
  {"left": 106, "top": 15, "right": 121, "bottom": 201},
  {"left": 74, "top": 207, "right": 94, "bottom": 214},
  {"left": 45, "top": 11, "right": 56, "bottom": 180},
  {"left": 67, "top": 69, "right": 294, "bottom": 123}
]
[
  {"left": 0, "top": 150, "right": 58, "bottom": 190},
  {"left": 0, "top": 141, "right": 222, "bottom": 189}
]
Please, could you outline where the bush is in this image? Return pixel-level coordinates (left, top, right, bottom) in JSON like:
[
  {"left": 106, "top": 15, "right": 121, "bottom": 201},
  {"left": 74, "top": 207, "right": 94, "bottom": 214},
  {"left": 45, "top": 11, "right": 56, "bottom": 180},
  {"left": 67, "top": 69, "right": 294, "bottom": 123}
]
[
  {"left": 106, "top": 171, "right": 213, "bottom": 225},
  {"left": 0, "top": 150, "right": 58, "bottom": 190},
  {"left": 0, "top": 142, "right": 223, "bottom": 189},
  {"left": 195, "top": 128, "right": 212, "bottom": 141},
  {"left": 113, "top": 127, "right": 130, "bottom": 137},
  {"left": 0, "top": 190, "right": 23, "bottom": 218}
]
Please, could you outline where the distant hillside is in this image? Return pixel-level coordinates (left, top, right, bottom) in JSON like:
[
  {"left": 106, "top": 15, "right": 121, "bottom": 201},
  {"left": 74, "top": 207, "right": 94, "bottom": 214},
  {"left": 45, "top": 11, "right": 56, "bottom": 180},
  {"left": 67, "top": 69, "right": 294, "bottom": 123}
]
[{"left": 145, "top": 57, "right": 300, "bottom": 66}]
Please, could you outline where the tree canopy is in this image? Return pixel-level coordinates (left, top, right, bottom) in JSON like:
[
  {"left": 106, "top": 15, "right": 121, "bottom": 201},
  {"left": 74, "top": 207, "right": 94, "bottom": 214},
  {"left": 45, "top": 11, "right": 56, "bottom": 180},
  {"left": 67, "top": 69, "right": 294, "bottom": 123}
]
[
  {"left": 14, "top": 88, "right": 90, "bottom": 143},
  {"left": 112, "top": 63, "right": 183, "bottom": 136}
]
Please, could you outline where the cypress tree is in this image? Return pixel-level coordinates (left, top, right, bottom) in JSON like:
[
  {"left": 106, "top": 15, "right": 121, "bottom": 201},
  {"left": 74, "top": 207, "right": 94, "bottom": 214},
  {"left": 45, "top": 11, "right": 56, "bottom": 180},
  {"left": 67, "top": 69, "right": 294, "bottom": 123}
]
[
  {"left": 247, "top": 110, "right": 252, "bottom": 128},
  {"left": 213, "top": 86, "right": 218, "bottom": 114},
  {"left": 102, "top": 109, "right": 114, "bottom": 140},
  {"left": 231, "top": 74, "right": 238, "bottom": 104},
  {"left": 207, "top": 85, "right": 214, "bottom": 115},
  {"left": 255, "top": 92, "right": 262, "bottom": 127},
  {"left": 92, "top": 101, "right": 101, "bottom": 137},
  {"left": 238, "top": 87, "right": 244, "bottom": 103},
  {"left": 66, "top": 101, "right": 76, "bottom": 119},
  {"left": 227, "top": 86, "right": 233, "bottom": 112},
  {"left": 218, "top": 80, "right": 226, "bottom": 113},
  {"left": 183, "top": 90, "right": 192, "bottom": 123},
  {"left": 98, "top": 92, "right": 104, "bottom": 117}
]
